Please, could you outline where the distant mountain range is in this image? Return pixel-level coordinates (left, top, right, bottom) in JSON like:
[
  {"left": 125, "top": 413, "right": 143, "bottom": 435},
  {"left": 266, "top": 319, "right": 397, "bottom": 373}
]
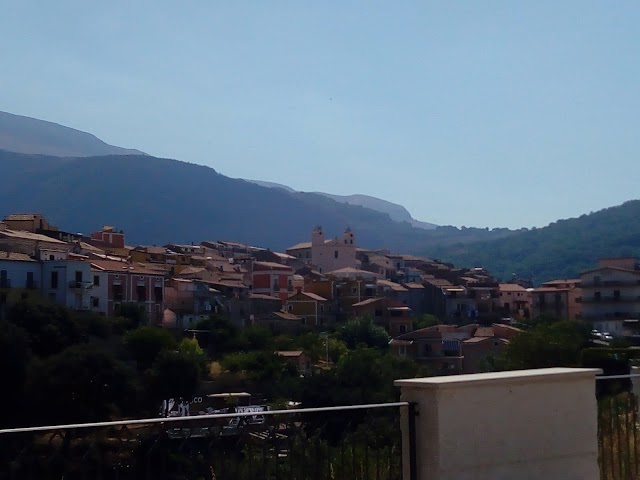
[
  {"left": 3, "top": 110, "right": 638, "bottom": 285},
  {"left": 426, "top": 200, "right": 640, "bottom": 284},
  {"left": 0, "top": 150, "right": 509, "bottom": 252},
  {"left": 247, "top": 180, "right": 437, "bottom": 230},
  {"left": 0, "top": 111, "right": 146, "bottom": 157}
]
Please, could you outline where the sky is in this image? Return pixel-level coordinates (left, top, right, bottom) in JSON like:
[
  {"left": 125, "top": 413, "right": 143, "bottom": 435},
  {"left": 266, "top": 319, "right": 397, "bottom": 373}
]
[{"left": 1, "top": 1, "right": 639, "bottom": 229}]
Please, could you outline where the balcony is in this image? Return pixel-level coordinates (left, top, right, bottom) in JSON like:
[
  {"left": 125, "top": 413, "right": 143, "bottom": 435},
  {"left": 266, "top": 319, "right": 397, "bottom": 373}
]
[
  {"left": 0, "top": 402, "right": 407, "bottom": 479},
  {"left": 68, "top": 280, "right": 92, "bottom": 290},
  {"left": 581, "top": 295, "right": 640, "bottom": 304}
]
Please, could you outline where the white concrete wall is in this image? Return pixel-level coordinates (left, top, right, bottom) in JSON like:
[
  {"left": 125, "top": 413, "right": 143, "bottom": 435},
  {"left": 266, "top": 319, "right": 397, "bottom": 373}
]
[{"left": 395, "top": 368, "right": 601, "bottom": 480}]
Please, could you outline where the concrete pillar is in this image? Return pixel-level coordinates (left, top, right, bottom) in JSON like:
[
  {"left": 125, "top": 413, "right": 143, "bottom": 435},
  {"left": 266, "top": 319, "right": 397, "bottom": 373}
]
[{"left": 395, "top": 368, "right": 601, "bottom": 480}]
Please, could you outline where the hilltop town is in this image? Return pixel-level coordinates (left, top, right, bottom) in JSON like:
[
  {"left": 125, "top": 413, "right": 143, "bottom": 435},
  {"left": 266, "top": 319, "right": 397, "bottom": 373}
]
[{"left": 2, "top": 213, "right": 637, "bottom": 378}]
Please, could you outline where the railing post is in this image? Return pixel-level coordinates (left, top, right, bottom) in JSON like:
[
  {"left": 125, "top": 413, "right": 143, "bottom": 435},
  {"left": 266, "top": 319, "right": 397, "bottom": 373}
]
[
  {"left": 407, "top": 402, "right": 418, "bottom": 480},
  {"left": 396, "top": 368, "right": 602, "bottom": 480}
]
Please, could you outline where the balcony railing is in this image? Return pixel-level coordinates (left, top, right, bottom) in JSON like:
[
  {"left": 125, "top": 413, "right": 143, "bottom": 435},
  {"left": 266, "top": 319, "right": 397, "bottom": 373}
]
[
  {"left": 0, "top": 402, "right": 411, "bottom": 480},
  {"left": 582, "top": 296, "right": 640, "bottom": 304},
  {"left": 596, "top": 374, "right": 640, "bottom": 479}
]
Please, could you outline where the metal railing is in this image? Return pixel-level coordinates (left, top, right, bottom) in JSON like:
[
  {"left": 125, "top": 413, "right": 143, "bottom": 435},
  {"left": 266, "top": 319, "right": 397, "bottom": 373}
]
[
  {"left": 597, "top": 374, "right": 640, "bottom": 480},
  {"left": 0, "top": 402, "right": 411, "bottom": 480}
]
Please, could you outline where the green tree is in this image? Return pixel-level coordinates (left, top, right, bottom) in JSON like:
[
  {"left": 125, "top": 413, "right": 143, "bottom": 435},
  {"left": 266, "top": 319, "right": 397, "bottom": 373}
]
[
  {"left": 148, "top": 350, "right": 201, "bottom": 402},
  {"left": 7, "top": 299, "right": 83, "bottom": 357},
  {"left": 176, "top": 337, "right": 208, "bottom": 376},
  {"left": 124, "top": 326, "right": 176, "bottom": 371},
  {"left": 26, "top": 345, "right": 137, "bottom": 425},
  {"left": 117, "top": 303, "right": 148, "bottom": 329},
  {"left": 413, "top": 314, "right": 440, "bottom": 330},
  {"left": 194, "top": 314, "right": 241, "bottom": 357},
  {"left": 336, "top": 317, "right": 390, "bottom": 350},
  {"left": 0, "top": 322, "right": 31, "bottom": 427},
  {"left": 503, "top": 320, "right": 590, "bottom": 369}
]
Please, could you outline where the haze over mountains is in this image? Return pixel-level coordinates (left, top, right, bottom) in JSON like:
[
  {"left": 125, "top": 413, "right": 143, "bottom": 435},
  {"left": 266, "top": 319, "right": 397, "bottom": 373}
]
[
  {"left": 0, "top": 111, "right": 146, "bottom": 157},
  {"left": 247, "top": 180, "right": 437, "bottom": 230},
  {"left": 1, "top": 110, "right": 639, "bottom": 284}
]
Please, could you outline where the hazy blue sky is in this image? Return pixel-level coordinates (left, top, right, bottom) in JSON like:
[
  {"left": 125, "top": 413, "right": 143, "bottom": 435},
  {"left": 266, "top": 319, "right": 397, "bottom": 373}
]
[{"left": 1, "top": 1, "right": 639, "bottom": 229}]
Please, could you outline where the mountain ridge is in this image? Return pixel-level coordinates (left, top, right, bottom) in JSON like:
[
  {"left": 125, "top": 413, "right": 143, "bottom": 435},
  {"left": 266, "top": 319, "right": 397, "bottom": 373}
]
[
  {"left": 246, "top": 179, "right": 437, "bottom": 230},
  {"left": 0, "top": 111, "right": 146, "bottom": 157}
]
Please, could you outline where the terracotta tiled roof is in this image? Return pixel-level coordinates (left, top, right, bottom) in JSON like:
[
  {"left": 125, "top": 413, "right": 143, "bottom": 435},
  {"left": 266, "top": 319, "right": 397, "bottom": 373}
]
[
  {"left": 0, "top": 229, "right": 67, "bottom": 244},
  {"left": 3, "top": 214, "right": 40, "bottom": 221},
  {"left": 253, "top": 261, "right": 292, "bottom": 271},
  {"left": 133, "top": 245, "right": 168, "bottom": 255},
  {"left": 499, "top": 283, "right": 527, "bottom": 292},
  {"left": 286, "top": 242, "right": 312, "bottom": 251},
  {"left": 377, "top": 279, "right": 408, "bottom": 292},
  {"left": 474, "top": 327, "right": 494, "bottom": 337},
  {"left": 277, "top": 350, "right": 304, "bottom": 357},
  {"left": 250, "top": 293, "right": 281, "bottom": 301},
  {"left": 463, "top": 337, "right": 491, "bottom": 344},
  {"left": 402, "top": 282, "right": 425, "bottom": 289},
  {"left": 300, "top": 292, "right": 328, "bottom": 302},
  {"left": 90, "top": 259, "right": 166, "bottom": 276},
  {"left": 352, "top": 297, "right": 382, "bottom": 307},
  {"left": 272, "top": 311, "right": 302, "bottom": 321},
  {"left": 0, "top": 251, "right": 36, "bottom": 262}
]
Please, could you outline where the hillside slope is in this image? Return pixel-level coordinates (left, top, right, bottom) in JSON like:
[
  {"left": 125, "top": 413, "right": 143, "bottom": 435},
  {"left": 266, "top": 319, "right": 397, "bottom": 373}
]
[
  {"left": 246, "top": 179, "right": 437, "bottom": 229},
  {"left": 426, "top": 201, "right": 640, "bottom": 284},
  {"left": 0, "top": 150, "right": 509, "bottom": 251},
  {"left": 0, "top": 111, "right": 145, "bottom": 157}
]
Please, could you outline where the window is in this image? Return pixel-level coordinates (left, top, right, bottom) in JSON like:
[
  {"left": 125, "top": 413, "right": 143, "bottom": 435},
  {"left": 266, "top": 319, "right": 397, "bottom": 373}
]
[
  {"left": 288, "top": 304, "right": 293, "bottom": 312},
  {"left": 49, "top": 255, "right": 55, "bottom": 261},
  {"left": 398, "top": 345, "right": 407, "bottom": 357},
  {"left": 288, "top": 279, "right": 293, "bottom": 291},
  {"left": 595, "top": 291, "right": 601, "bottom": 302},
  {"left": 154, "top": 286, "right": 163, "bottom": 302},
  {"left": 93, "top": 275, "right": 100, "bottom": 286},
  {"left": 320, "top": 304, "right": 325, "bottom": 313},
  {"left": 0, "top": 293, "right": 6, "bottom": 305},
  {"left": 26, "top": 272, "right": 34, "bottom": 289},
  {"left": 114, "top": 303, "right": 121, "bottom": 314},
  {"left": 75, "top": 271, "right": 83, "bottom": 283},
  {"left": 92, "top": 297, "right": 99, "bottom": 308},
  {"left": 112, "top": 284, "right": 123, "bottom": 301},
  {"left": 594, "top": 276, "right": 602, "bottom": 286},
  {"left": 136, "top": 285, "right": 146, "bottom": 302},
  {"left": 374, "top": 308, "right": 383, "bottom": 317},
  {"left": 334, "top": 250, "right": 339, "bottom": 259},
  {"left": 51, "top": 271, "right": 58, "bottom": 289},
  {"left": 399, "top": 324, "right": 407, "bottom": 334},
  {"left": 351, "top": 287, "right": 357, "bottom": 294}
]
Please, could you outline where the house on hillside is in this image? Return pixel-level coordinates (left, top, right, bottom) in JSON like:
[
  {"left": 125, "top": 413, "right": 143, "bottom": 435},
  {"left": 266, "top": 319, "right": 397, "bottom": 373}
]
[
  {"left": 531, "top": 279, "right": 581, "bottom": 321},
  {"left": 285, "top": 290, "right": 333, "bottom": 327},
  {"left": 286, "top": 226, "right": 360, "bottom": 274},
  {"left": 90, "top": 259, "right": 166, "bottom": 324},
  {"left": 251, "top": 261, "right": 293, "bottom": 301},
  {"left": 389, "top": 323, "right": 522, "bottom": 375},
  {"left": 498, "top": 283, "right": 531, "bottom": 319},
  {"left": 580, "top": 258, "right": 640, "bottom": 336},
  {"left": 352, "top": 297, "right": 413, "bottom": 336},
  {"left": 277, "top": 351, "right": 312, "bottom": 375},
  {"left": 87, "top": 226, "right": 129, "bottom": 257}
]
